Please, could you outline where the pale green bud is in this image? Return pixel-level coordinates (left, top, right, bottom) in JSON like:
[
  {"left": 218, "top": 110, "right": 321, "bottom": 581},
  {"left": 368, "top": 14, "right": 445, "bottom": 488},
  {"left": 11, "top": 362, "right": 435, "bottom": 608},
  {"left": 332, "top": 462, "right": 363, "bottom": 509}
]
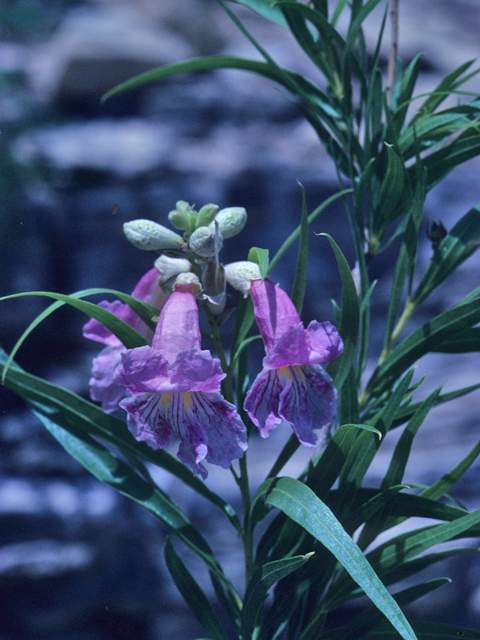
[
  {"left": 210, "top": 207, "right": 247, "bottom": 239},
  {"left": 196, "top": 203, "right": 219, "bottom": 227},
  {"left": 154, "top": 254, "right": 192, "bottom": 286},
  {"left": 123, "top": 219, "right": 183, "bottom": 251},
  {"left": 224, "top": 261, "right": 261, "bottom": 297},
  {"left": 169, "top": 201, "right": 197, "bottom": 233},
  {"left": 189, "top": 225, "right": 223, "bottom": 258}
]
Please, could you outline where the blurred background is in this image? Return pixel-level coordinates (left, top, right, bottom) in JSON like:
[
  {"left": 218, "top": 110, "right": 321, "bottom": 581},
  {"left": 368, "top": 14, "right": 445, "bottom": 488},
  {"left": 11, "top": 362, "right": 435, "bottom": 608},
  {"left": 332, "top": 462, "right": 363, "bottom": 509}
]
[{"left": 1, "top": 0, "right": 480, "bottom": 638}]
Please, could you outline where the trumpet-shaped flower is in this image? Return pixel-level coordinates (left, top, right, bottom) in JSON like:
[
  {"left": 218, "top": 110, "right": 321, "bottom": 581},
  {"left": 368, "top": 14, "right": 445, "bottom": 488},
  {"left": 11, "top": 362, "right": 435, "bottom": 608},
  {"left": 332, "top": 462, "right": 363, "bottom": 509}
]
[
  {"left": 83, "top": 267, "right": 167, "bottom": 412},
  {"left": 244, "top": 278, "right": 343, "bottom": 446},
  {"left": 116, "top": 276, "right": 247, "bottom": 478}
]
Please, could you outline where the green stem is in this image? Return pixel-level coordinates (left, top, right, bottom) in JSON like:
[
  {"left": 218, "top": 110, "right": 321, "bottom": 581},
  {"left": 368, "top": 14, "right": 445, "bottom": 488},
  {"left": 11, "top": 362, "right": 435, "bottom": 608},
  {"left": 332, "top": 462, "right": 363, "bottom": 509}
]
[{"left": 378, "top": 298, "right": 416, "bottom": 364}]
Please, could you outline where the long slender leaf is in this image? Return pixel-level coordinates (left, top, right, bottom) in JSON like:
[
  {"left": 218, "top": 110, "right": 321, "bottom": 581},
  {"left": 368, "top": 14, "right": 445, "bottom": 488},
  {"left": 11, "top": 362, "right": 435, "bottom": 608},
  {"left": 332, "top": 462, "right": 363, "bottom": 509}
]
[
  {"left": 363, "top": 621, "right": 480, "bottom": 639},
  {"left": 318, "top": 233, "right": 359, "bottom": 391},
  {"left": 32, "top": 408, "right": 230, "bottom": 584},
  {"left": 164, "top": 538, "right": 230, "bottom": 640},
  {"left": 369, "top": 297, "right": 480, "bottom": 395},
  {"left": 0, "top": 348, "right": 241, "bottom": 530},
  {"left": 266, "top": 478, "right": 418, "bottom": 640},
  {"left": 242, "top": 554, "right": 313, "bottom": 640},
  {"left": 290, "top": 183, "right": 309, "bottom": 315},
  {"left": 1, "top": 289, "right": 157, "bottom": 382}
]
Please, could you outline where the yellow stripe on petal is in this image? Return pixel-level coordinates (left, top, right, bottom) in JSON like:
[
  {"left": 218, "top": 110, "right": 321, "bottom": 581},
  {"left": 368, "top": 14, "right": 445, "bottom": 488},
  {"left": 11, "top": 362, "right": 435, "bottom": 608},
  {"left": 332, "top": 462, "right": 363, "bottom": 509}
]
[
  {"left": 183, "top": 391, "right": 192, "bottom": 409},
  {"left": 160, "top": 392, "right": 172, "bottom": 407},
  {"left": 278, "top": 365, "right": 305, "bottom": 383}
]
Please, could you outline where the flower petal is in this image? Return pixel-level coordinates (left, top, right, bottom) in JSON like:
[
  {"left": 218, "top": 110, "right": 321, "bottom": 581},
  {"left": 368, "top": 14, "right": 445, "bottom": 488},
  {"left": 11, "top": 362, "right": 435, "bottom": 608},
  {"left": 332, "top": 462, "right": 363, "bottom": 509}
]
[
  {"left": 250, "top": 279, "right": 301, "bottom": 350},
  {"left": 83, "top": 300, "right": 125, "bottom": 346},
  {"left": 278, "top": 365, "right": 336, "bottom": 446},
  {"left": 120, "top": 392, "right": 175, "bottom": 451},
  {"left": 244, "top": 365, "right": 336, "bottom": 446},
  {"left": 152, "top": 289, "right": 201, "bottom": 361},
  {"left": 190, "top": 392, "right": 248, "bottom": 468},
  {"left": 263, "top": 321, "right": 343, "bottom": 369},
  {"left": 168, "top": 348, "right": 225, "bottom": 392},
  {"left": 244, "top": 368, "right": 285, "bottom": 438},
  {"left": 116, "top": 346, "right": 169, "bottom": 394},
  {"left": 89, "top": 344, "right": 126, "bottom": 412}
]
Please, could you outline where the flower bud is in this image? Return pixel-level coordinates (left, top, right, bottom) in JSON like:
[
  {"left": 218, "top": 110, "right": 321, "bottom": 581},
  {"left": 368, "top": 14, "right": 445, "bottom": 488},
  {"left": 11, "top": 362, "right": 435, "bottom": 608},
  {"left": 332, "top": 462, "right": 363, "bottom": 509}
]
[
  {"left": 189, "top": 225, "right": 223, "bottom": 258},
  {"left": 123, "top": 219, "right": 184, "bottom": 251},
  {"left": 154, "top": 254, "right": 192, "bottom": 286},
  {"left": 173, "top": 272, "right": 202, "bottom": 295},
  {"left": 196, "top": 203, "right": 219, "bottom": 227},
  {"left": 210, "top": 207, "right": 247, "bottom": 239},
  {"left": 168, "top": 201, "right": 197, "bottom": 233},
  {"left": 224, "top": 261, "right": 261, "bottom": 297}
]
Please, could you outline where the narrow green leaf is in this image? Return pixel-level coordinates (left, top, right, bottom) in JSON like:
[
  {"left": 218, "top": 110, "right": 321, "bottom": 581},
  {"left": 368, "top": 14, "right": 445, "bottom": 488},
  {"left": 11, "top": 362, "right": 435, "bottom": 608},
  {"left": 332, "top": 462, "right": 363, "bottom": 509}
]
[
  {"left": 363, "top": 621, "right": 480, "bottom": 639},
  {"left": 1, "top": 289, "right": 154, "bottom": 382},
  {"left": 0, "top": 349, "right": 241, "bottom": 531},
  {"left": 317, "top": 233, "right": 359, "bottom": 391},
  {"left": 373, "top": 143, "right": 406, "bottom": 235},
  {"left": 164, "top": 538, "right": 230, "bottom": 640},
  {"left": 413, "top": 205, "right": 480, "bottom": 306},
  {"left": 370, "top": 297, "right": 480, "bottom": 395},
  {"left": 268, "top": 189, "right": 352, "bottom": 273},
  {"left": 290, "top": 183, "right": 309, "bottom": 315},
  {"left": 382, "top": 386, "right": 442, "bottom": 490},
  {"left": 226, "top": 0, "right": 288, "bottom": 27},
  {"left": 327, "top": 579, "right": 449, "bottom": 640},
  {"left": 242, "top": 553, "right": 313, "bottom": 640},
  {"left": 266, "top": 478, "right": 418, "bottom": 640},
  {"left": 248, "top": 247, "right": 269, "bottom": 280},
  {"left": 32, "top": 409, "right": 228, "bottom": 583}
]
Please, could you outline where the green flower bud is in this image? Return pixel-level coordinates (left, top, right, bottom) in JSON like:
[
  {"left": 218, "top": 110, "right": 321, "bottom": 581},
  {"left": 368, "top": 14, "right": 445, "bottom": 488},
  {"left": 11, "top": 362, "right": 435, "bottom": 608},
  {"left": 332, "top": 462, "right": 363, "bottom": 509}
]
[
  {"left": 196, "top": 203, "right": 219, "bottom": 227},
  {"left": 210, "top": 207, "right": 247, "bottom": 239},
  {"left": 123, "top": 219, "right": 184, "bottom": 251},
  {"left": 189, "top": 225, "right": 223, "bottom": 258},
  {"left": 224, "top": 260, "right": 261, "bottom": 297},
  {"left": 169, "top": 201, "right": 197, "bottom": 233}
]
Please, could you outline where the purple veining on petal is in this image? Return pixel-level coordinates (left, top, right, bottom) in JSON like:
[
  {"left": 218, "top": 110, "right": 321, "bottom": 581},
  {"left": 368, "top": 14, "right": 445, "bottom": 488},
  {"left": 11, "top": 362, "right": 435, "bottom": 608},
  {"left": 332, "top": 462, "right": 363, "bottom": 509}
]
[
  {"left": 246, "top": 278, "right": 343, "bottom": 445},
  {"left": 118, "top": 282, "right": 247, "bottom": 477},
  {"left": 244, "top": 364, "right": 336, "bottom": 446}
]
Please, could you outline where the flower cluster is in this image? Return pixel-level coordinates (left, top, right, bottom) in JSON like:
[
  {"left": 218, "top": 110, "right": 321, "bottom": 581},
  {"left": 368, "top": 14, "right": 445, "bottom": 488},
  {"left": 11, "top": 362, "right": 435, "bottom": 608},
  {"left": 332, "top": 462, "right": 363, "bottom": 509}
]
[{"left": 84, "top": 202, "right": 343, "bottom": 478}]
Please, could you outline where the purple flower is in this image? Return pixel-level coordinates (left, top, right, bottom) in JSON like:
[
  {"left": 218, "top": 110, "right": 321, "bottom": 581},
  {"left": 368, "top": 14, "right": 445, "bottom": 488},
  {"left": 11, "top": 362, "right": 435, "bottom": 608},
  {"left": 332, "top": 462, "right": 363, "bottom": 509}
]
[
  {"left": 244, "top": 279, "right": 343, "bottom": 446},
  {"left": 116, "top": 276, "right": 247, "bottom": 478},
  {"left": 83, "top": 267, "right": 167, "bottom": 412}
]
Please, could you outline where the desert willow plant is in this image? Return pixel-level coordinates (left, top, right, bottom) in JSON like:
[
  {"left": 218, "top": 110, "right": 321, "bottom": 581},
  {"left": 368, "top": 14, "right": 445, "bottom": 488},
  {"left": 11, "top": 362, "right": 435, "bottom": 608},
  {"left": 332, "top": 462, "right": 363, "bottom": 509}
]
[{"left": 3, "top": 1, "right": 480, "bottom": 639}]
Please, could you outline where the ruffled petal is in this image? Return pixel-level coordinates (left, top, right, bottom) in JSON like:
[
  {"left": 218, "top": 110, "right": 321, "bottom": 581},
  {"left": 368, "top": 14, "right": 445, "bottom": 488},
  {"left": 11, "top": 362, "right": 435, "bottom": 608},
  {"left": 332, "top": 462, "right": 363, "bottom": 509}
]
[
  {"left": 244, "top": 368, "right": 285, "bottom": 438},
  {"left": 190, "top": 392, "right": 248, "bottom": 468},
  {"left": 168, "top": 348, "right": 225, "bottom": 392},
  {"left": 263, "top": 321, "right": 343, "bottom": 369},
  {"left": 120, "top": 392, "right": 175, "bottom": 451},
  {"left": 116, "top": 346, "right": 169, "bottom": 394},
  {"left": 89, "top": 344, "right": 126, "bottom": 412},
  {"left": 244, "top": 364, "right": 336, "bottom": 445},
  {"left": 277, "top": 365, "right": 336, "bottom": 446},
  {"left": 120, "top": 390, "right": 247, "bottom": 479}
]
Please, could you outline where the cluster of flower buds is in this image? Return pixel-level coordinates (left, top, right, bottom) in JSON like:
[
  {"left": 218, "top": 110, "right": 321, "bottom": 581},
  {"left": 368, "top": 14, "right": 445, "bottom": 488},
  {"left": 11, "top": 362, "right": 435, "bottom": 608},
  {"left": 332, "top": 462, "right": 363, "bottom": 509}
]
[{"left": 122, "top": 201, "right": 248, "bottom": 315}]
